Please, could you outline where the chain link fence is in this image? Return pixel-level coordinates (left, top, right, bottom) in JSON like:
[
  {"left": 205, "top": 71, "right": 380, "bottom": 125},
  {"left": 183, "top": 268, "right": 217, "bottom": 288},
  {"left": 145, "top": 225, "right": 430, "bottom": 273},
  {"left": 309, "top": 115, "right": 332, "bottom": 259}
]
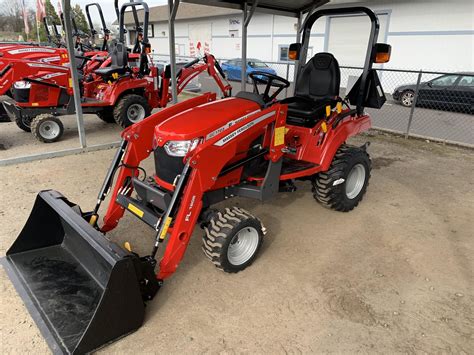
[{"left": 153, "top": 54, "right": 473, "bottom": 147}]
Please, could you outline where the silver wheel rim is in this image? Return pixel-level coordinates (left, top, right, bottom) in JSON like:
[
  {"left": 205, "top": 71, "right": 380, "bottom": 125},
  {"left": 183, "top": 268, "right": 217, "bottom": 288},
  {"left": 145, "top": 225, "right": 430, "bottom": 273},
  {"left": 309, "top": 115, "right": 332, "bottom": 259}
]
[
  {"left": 402, "top": 92, "right": 414, "bottom": 106},
  {"left": 39, "top": 120, "right": 61, "bottom": 140},
  {"left": 227, "top": 226, "right": 259, "bottom": 266},
  {"left": 345, "top": 163, "right": 366, "bottom": 199},
  {"left": 127, "top": 104, "right": 146, "bottom": 123}
]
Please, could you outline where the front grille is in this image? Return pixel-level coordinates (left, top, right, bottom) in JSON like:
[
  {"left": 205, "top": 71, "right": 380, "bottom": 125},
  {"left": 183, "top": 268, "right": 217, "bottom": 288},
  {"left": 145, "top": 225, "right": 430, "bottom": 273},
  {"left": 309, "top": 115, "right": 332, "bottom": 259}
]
[
  {"left": 154, "top": 146, "right": 184, "bottom": 184},
  {"left": 12, "top": 88, "right": 30, "bottom": 103}
]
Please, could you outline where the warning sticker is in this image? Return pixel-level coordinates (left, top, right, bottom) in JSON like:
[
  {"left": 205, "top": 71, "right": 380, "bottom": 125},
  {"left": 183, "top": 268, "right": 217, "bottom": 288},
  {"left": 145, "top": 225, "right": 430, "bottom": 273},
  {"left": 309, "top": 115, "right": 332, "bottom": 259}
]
[{"left": 274, "top": 126, "right": 286, "bottom": 146}]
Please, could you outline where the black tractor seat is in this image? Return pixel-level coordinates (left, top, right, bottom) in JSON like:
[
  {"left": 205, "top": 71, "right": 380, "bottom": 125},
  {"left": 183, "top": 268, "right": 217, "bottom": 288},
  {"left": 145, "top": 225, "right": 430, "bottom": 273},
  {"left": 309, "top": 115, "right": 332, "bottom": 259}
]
[
  {"left": 283, "top": 52, "right": 341, "bottom": 127},
  {"left": 95, "top": 41, "right": 129, "bottom": 81},
  {"left": 94, "top": 66, "right": 129, "bottom": 77}
]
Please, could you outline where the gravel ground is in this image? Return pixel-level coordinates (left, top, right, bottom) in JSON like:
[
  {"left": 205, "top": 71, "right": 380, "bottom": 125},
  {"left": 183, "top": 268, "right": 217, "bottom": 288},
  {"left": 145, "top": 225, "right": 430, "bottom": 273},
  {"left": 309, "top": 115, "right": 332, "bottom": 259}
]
[{"left": 0, "top": 131, "right": 473, "bottom": 354}]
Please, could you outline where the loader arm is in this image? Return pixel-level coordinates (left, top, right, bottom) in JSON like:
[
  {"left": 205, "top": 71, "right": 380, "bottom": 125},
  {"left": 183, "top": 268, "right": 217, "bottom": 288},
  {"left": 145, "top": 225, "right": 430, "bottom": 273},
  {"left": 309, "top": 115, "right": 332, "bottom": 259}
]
[
  {"left": 100, "top": 93, "right": 217, "bottom": 232},
  {"left": 160, "top": 54, "right": 231, "bottom": 107}
]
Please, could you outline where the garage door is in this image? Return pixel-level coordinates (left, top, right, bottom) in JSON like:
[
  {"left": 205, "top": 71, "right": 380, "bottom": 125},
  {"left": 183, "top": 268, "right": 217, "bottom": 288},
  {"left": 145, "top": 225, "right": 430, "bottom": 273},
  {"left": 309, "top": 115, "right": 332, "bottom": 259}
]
[{"left": 327, "top": 13, "right": 388, "bottom": 67}]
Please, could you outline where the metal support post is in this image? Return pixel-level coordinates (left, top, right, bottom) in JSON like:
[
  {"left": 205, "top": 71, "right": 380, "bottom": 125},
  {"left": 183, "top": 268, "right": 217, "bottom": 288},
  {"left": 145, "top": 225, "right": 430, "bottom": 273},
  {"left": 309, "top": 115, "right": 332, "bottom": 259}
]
[
  {"left": 241, "top": 0, "right": 258, "bottom": 92},
  {"left": 405, "top": 70, "right": 423, "bottom": 138},
  {"left": 168, "top": 0, "right": 180, "bottom": 104},
  {"left": 62, "top": 0, "right": 87, "bottom": 148}
]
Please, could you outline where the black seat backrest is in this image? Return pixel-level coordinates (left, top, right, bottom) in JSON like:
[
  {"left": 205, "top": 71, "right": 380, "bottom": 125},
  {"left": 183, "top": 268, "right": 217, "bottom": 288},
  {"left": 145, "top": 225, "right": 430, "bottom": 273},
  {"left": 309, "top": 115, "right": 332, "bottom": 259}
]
[
  {"left": 295, "top": 52, "right": 340, "bottom": 101},
  {"left": 109, "top": 41, "right": 128, "bottom": 68}
]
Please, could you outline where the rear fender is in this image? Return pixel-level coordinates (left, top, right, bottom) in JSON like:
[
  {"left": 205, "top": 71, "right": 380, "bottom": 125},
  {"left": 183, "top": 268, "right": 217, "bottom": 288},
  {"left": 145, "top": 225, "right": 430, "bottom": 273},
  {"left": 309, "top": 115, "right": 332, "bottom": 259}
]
[{"left": 318, "top": 114, "right": 371, "bottom": 171}]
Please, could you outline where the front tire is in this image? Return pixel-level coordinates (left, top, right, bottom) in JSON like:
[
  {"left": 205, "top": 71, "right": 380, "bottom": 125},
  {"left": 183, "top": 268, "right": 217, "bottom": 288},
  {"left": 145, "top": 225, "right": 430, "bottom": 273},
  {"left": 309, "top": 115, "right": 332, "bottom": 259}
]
[
  {"left": 400, "top": 90, "right": 415, "bottom": 107},
  {"left": 202, "top": 207, "right": 265, "bottom": 273},
  {"left": 312, "top": 145, "right": 371, "bottom": 212},
  {"left": 113, "top": 94, "right": 151, "bottom": 128},
  {"left": 31, "top": 114, "right": 64, "bottom": 143}
]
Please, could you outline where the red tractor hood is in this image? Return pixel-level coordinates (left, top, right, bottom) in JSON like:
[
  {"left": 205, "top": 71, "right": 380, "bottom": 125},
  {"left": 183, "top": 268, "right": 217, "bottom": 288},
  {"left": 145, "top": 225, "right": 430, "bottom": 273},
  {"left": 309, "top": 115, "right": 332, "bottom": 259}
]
[{"left": 154, "top": 97, "right": 261, "bottom": 142}]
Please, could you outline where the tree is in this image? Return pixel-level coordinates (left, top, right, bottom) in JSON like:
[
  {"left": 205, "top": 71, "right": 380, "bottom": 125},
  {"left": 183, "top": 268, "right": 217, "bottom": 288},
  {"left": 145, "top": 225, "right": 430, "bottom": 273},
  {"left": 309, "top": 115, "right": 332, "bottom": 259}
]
[
  {"left": 71, "top": 4, "right": 89, "bottom": 34},
  {"left": 29, "top": 0, "right": 61, "bottom": 43}
]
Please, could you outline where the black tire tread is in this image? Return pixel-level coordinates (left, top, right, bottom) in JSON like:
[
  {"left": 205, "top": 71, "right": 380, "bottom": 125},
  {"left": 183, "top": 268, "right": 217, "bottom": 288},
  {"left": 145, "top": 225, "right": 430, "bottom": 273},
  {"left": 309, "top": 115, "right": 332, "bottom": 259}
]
[
  {"left": 113, "top": 94, "right": 151, "bottom": 128},
  {"left": 312, "top": 144, "right": 371, "bottom": 212},
  {"left": 97, "top": 108, "right": 116, "bottom": 123},
  {"left": 31, "top": 114, "right": 64, "bottom": 143},
  {"left": 202, "top": 207, "right": 265, "bottom": 273}
]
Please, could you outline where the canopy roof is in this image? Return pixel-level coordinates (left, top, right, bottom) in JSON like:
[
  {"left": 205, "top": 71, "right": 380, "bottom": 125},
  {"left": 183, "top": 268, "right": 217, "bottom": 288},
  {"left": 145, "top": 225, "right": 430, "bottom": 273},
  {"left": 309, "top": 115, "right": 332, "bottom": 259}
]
[{"left": 183, "top": 0, "right": 329, "bottom": 18}]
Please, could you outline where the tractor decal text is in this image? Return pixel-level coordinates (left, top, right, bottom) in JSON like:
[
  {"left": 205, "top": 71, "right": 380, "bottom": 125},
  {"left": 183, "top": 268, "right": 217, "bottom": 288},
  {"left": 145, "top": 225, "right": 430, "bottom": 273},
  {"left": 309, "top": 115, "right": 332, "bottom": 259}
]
[
  {"left": 7, "top": 48, "right": 56, "bottom": 54},
  {"left": 214, "top": 111, "right": 276, "bottom": 147},
  {"left": 40, "top": 56, "right": 61, "bottom": 63},
  {"left": 205, "top": 109, "right": 260, "bottom": 141},
  {"left": 185, "top": 195, "right": 196, "bottom": 222},
  {"left": 26, "top": 63, "right": 68, "bottom": 71}
]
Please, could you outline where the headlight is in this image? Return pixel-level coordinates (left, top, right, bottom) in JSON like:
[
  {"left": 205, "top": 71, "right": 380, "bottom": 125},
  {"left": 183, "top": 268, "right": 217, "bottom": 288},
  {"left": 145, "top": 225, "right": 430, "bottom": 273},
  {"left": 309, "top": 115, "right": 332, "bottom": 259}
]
[
  {"left": 13, "top": 81, "right": 31, "bottom": 89},
  {"left": 164, "top": 138, "right": 200, "bottom": 157}
]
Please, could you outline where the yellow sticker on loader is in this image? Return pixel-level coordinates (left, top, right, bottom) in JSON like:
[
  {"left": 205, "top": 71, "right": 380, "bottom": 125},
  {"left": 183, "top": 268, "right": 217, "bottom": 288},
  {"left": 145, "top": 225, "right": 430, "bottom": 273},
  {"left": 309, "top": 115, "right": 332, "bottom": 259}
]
[
  {"left": 128, "top": 203, "right": 144, "bottom": 218},
  {"left": 159, "top": 217, "right": 173, "bottom": 240},
  {"left": 274, "top": 126, "right": 286, "bottom": 146},
  {"left": 68, "top": 78, "right": 73, "bottom": 88}
]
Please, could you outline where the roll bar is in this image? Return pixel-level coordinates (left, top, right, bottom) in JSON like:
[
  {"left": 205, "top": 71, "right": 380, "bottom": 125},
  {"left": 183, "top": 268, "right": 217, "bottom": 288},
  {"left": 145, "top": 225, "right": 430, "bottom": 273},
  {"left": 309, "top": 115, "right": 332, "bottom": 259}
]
[
  {"left": 119, "top": 2, "right": 150, "bottom": 73},
  {"left": 299, "top": 6, "right": 380, "bottom": 115},
  {"left": 85, "top": 3, "right": 110, "bottom": 51},
  {"left": 42, "top": 17, "right": 53, "bottom": 44},
  {"left": 115, "top": 0, "right": 144, "bottom": 52}
]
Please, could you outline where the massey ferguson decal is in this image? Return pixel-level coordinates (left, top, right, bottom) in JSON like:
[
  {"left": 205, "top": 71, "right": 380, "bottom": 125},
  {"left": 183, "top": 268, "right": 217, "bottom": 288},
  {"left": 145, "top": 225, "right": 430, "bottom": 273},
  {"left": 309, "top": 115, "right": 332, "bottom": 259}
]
[
  {"left": 214, "top": 111, "right": 276, "bottom": 147},
  {"left": 26, "top": 62, "right": 68, "bottom": 71},
  {"left": 7, "top": 48, "right": 57, "bottom": 55},
  {"left": 206, "top": 109, "right": 260, "bottom": 141},
  {"left": 38, "top": 72, "right": 66, "bottom": 80},
  {"left": 40, "top": 56, "right": 61, "bottom": 63}
]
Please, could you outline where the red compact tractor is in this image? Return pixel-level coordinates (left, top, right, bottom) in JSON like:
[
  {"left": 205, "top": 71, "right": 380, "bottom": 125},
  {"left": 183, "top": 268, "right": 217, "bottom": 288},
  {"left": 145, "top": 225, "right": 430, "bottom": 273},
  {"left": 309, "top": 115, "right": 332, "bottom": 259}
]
[
  {"left": 0, "top": 7, "right": 114, "bottom": 125},
  {"left": 1, "top": 1, "right": 231, "bottom": 142},
  {"left": 3, "top": 6, "right": 390, "bottom": 354}
]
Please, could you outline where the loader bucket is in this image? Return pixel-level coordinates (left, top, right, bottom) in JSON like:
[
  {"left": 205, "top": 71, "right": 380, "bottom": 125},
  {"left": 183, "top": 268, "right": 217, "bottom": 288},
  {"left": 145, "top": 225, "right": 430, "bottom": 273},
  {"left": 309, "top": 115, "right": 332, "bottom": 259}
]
[{"left": 2, "top": 190, "right": 146, "bottom": 354}]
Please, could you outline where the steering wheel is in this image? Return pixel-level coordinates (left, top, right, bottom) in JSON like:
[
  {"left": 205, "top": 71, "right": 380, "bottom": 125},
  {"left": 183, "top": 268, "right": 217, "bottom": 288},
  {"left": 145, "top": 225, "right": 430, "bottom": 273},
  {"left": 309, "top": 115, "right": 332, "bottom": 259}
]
[{"left": 248, "top": 71, "right": 290, "bottom": 103}]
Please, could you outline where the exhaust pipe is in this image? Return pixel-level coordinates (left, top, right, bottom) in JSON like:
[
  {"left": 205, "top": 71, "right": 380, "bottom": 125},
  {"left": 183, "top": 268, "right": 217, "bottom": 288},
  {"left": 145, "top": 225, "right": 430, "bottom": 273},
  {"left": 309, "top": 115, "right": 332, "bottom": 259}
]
[{"left": 2, "top": 190, "right": 158, "bottom": 354}]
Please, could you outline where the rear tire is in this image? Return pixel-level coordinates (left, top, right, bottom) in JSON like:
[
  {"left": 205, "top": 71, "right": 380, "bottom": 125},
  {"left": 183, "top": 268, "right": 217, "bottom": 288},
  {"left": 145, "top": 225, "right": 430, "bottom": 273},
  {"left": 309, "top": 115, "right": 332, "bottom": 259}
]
[
  {"left": 113, "top": 94, "right": 151, "bottom": 128},
  {"left": 31, "top": 114, "right": 64, "bottom": 143},
  {"left": 96, "top": 108, "right": 116, "bottom": 123},
  {"left": 202, "top": 207, "right": 265, "bottom": 273},
  {"left": 312, "top": 145, "right": 371, "bottom": 212}
]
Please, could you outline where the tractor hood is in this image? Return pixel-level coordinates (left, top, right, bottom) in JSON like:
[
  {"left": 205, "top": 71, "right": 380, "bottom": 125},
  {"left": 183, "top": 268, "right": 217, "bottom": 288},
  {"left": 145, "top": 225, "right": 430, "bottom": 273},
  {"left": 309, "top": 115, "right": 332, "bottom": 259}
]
[{"left": 154, "top": 97, "right": 261, "bottom": 143}]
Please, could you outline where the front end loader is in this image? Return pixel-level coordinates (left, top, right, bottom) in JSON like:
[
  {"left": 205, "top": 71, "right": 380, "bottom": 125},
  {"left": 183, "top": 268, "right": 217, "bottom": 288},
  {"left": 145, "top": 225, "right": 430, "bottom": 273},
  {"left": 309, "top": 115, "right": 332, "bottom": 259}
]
[{"left": 3, "top": 6, "right": 391, "bottom": 354}]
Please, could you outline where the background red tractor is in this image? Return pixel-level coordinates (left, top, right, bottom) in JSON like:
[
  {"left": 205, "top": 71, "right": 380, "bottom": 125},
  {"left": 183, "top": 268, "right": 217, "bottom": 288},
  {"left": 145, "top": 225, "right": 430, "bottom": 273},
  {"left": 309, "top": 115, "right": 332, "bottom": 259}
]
[{"left": 1, "top": 1, "right": 231, "bottom": 142}]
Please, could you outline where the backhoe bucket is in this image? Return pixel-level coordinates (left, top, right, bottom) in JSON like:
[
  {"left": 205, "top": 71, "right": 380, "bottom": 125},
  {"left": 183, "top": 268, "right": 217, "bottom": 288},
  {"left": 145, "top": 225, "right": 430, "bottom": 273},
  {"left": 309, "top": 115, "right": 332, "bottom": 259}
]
[{"left": 2, "top": 190, "right": 146, "bottom": 354}]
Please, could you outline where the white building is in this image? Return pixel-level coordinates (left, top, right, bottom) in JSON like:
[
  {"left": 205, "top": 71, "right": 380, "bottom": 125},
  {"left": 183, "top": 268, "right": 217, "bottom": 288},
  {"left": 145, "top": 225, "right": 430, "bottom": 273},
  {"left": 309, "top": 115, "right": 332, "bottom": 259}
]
[{"left": 124, "top": 0, "right": 474, "bottom": 72}]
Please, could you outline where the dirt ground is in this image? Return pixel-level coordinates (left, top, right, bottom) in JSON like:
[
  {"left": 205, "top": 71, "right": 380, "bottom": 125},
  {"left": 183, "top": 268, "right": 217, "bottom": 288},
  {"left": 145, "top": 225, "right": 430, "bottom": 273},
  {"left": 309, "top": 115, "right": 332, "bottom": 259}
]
[{"left": 0, "top": 132, "right": 473, "bottom": 354}]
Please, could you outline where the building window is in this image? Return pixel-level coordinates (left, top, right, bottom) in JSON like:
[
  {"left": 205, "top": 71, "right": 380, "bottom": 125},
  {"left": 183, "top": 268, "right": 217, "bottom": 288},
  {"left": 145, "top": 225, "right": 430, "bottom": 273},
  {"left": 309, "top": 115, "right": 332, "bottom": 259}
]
[
  {"left": 148, "top": 24, "right": 154, "bottom": 38},
  {"left": 279, "top": 45, "right": 289, "bottom": 61}
]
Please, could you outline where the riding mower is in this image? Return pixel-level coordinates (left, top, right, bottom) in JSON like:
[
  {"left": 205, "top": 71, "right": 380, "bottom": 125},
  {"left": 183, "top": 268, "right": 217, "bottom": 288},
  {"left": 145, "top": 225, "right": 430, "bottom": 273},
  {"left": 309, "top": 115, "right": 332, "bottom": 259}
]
[
  {"left": 2, "top": 0, "right": 230, "bottom": 143},
  {"left": 3, "top": 6, "right": 390, "bottom": 354}
]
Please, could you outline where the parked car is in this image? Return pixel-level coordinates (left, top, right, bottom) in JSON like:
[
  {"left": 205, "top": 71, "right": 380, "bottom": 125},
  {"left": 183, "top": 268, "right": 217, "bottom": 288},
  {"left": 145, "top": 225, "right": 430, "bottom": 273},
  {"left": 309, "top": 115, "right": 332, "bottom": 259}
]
[
  {"left": 221, "top": 58, "right": 277, "bottom": 82},
  {"left": 393, "top": 72, "right": 473, "bottom": 113}
]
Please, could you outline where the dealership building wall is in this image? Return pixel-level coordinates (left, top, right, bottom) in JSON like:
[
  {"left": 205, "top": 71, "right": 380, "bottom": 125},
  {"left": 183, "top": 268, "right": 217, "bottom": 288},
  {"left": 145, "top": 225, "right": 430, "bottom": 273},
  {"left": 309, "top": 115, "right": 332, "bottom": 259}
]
[{"left": 126, "top": 0, "right": 473, "bottom": 71}]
